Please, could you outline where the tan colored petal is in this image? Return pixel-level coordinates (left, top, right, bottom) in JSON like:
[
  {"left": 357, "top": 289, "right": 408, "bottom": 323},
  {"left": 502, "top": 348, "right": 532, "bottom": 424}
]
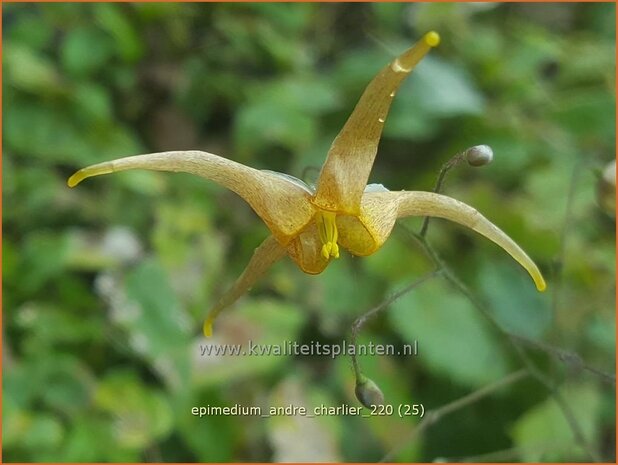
[
  {"left": 312, "top": 32, "right": 440, "bottom": 215},
  {"left": 396, "top": 191, "right": 546, "bottom": 291},
  {"left": 337, "top": 191, "right": 400, "bottom": 256},
  {"left": 68, "top": 151, "right": 315, "bottom": 244},
  {"left": 286, "top": 223, "right": 330, "bottom": 275},
  {"left": 203, "top": 235, "right": 287, "bottom": 336}
]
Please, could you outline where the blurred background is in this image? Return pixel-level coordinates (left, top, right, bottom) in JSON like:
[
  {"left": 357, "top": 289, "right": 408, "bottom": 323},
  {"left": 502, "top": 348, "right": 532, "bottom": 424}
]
[{"left": 2, "top": 2, "right": 616, "bottom": 462}]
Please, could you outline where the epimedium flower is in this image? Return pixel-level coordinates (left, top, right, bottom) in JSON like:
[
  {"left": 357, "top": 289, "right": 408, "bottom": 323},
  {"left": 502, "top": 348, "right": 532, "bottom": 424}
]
[{"left": 68, "top": 32, "right": 546, "bottom": 337}]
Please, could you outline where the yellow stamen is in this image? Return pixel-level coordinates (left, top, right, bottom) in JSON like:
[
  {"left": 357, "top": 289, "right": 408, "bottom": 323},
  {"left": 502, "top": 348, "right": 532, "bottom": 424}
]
[{"left": 316, "top": 211, "right": 340, "bottom": 260}]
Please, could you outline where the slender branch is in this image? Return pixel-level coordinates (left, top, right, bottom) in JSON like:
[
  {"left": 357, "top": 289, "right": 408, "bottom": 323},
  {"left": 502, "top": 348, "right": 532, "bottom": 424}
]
[
  {"left": 549, "top": 162, "right": 581, "bottom": 351},
  {"left": 349, "top": 270, "right": 441, "bottom": 381},
  {"left": 378, "top": 149, "right": 609, "bottom": 461},
  {"left": 419, "top": 153, "right": 465, "bottom": 237},
  {"left": 380, "top": 369, "right": 530, "bottom": 462},
  {"left": 506, "top": 331, "right": 615, "bottom": 386},
  {"left": 415, "top": 220, "right": 616, "bottom": 386},
  {"left": 401, "top": 226, "right": 603, "bottom": 462}
]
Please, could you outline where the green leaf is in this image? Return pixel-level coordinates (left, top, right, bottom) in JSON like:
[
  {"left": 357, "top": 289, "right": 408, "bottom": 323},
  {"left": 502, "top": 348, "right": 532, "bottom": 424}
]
[
  {"left": 193, "top": 299, "right": 305, "bottom": 387},
  {"left": 412, "top": 56, "right": 486, "bottom": 117},
  {"left": 61, "top": 416, "right": 115, "bottom": 462},
  {"left": 176, "top": 394, "right": 235, "bottom": 462},
  {"left": 94, "top": 370, "right": 174, "bottom": 449},
  {"left": 123, "top": 260, "right": 192, "bottom": 389},
  {"left": 5, "top": 102, "right": 94, "bottom": 164},
  {"left": 511, "top": 383, "right": 602, "bottom": 461},
  {"left": 389, "top": 278, "right": 510, "bottom": 387},
  {"left": 3, "top": 392, "right": 29, "bottom": 447},
  {"left": 248, "top": 3, "right": 314, "bottom": 35},
  {"left": 586, "top": 313, "right": 616, "bottom": 355},
  {"left": 363, "top": 231, "right": 433, "bottom": 282},
  {"left": 7, "top": 14, "right": 53, "bottom": 50},
  {"left": 384, "top": 56, "right": 485, "bottom": 139},
  {"left": 94, "top": 3, "right": 144, "bottom": 62},
  {"left": 61, "top": 27, "right": 114, "bottom": 77},
  {"left": 4, "top": 42, "right": 62, "bottom": 94},
  {"left": 234, "top": 100, "right": 316, "bottom": 155},
  {"left": 72, "top": 82, "right": 113, "bottom": 122},
  {"left": 314, "top": 259, "right": 380, "bottom": 335},
  {"left": 385, "top": 56, "right": 485, "bottom": 139},
  {"left": 552, "top": 90, "right": 615, "bottom": 139},
  {"left": 21, "top": 414, "right": 64, "bottom": 450},
  {"left": 478, "top": 260, "right": 551, "bottom": 340},
  {"left": 19, "top": 231, "right": 71, "bottom": 293},
  {"left": 18, "top": 304, "right": 103, "bottom": 348},
  {"left": 250, "top": 77, "right": 341, "bottom": 115}
]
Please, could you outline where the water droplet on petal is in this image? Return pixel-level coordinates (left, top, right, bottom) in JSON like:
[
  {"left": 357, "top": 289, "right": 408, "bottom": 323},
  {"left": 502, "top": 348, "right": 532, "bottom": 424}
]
[
  {"left": 378, "top": 117, "right": 385, "bottom": 123},
  {"left": 390, "top": 59, "right": 410, "bottom": 73}
]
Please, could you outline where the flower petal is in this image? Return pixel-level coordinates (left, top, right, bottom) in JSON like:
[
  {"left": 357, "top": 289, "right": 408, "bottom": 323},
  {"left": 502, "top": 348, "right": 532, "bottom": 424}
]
[
  {"left": 68, "top": 151, "right": 315, "bottom": 244},
  {"left": 203, "top": 235, "right": 287, "bottom": 337},
  {"left": 343, "top": 190, "right": 546, "bottom": 291},
  {"left": 337, "top": 191, "right": 399, "bottom": 256},
  {"left": 286, "top": 223, "right": 330, "bottom": 275},
  {"left": 396, "top": 191, "right": 546, "bottom": 291},
  {"left": 312, "top": 32, "right": 440, "bottom": 215}
]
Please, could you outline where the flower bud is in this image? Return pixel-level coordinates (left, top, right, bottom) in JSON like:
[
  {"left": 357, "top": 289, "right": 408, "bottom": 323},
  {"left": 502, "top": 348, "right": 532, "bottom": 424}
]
[
  {"left": 464, "top": 145, "right": 494, "bottom": 167},
  {"left": 355, "top": 375, "right": 385, "bottom": 408}
]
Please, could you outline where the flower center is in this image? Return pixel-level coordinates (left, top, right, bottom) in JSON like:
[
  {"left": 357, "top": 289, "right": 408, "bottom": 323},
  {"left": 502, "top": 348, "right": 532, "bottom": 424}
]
[{"left": 315, "top": 210, "right": 340, "bottom": 260}]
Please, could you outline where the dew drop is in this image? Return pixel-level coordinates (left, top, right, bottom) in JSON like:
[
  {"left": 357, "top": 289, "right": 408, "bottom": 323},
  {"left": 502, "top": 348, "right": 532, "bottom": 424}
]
[
  {"left": 390, "top": 91, "right": 396, "bottom": 97},
  {"left": 378, "top": 117, "right": 385, "bottom": 123},
  {"left": 390, "top": 59, "right": 410, "bottom": 73}
]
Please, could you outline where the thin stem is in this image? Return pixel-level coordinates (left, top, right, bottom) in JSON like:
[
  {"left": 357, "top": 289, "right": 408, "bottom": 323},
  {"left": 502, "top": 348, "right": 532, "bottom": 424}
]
[
  {"left": 380, "top": 369, "right": 529, "bottom": 462},
  {"left": 400, "top": 225, "right": 604, "bottom": 462},
  {"left": 349, "top": 270, "right": 441, "bottom": 383},
  {"left": 506, "top": 332, "right": 615, "bottom": 386},
  {"left": 419, "top": 153, "right": 465, "bottom": 237}
]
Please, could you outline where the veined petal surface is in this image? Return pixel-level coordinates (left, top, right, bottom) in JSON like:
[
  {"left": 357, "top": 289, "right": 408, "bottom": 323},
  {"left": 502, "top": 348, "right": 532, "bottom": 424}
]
[
  {"left": 68, "top": 151, "right": 315, "bottom": 244},
  {"left": 312, "top": 32, "right": 439, "bottom": 215},
  {"left": 342, "top": 190, "right": 546, "bottom": 291},
  {"left": 286, "top": 223, "right": 330, "bottom": 275},
  {"left": 203, "top": 235, "right": 287, "bottom": 336},
  {"left": 396, "top": 191, "right": 546, "bottom": 291},
  {"left": 337, "top": 191, "right": 400, "bottom": 256}
]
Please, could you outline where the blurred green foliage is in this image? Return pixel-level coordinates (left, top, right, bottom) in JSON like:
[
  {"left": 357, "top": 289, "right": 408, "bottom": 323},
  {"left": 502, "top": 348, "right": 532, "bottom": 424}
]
[{"left": 3, "top": 3, "right": 615, "bottom": 462}]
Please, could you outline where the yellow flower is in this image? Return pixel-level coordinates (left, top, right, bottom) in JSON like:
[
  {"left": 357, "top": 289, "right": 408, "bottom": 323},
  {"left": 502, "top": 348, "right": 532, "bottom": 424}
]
[{"left": 68, "top": 32, "right": 546, "bottom": 337}]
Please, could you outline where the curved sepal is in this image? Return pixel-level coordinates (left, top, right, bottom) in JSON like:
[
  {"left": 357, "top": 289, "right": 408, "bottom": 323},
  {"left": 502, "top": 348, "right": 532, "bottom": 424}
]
[
  {"left": 312, "top": 32, "right": 440, "bottom": 215},
  {"left": 68, "top": 151, "right": 315, "bottom": 244},
  {"left": 396, "top": 191, "right": 547, "bottom": 291},
  {"left": 203, "top": 235, "right": 287, "bottom": 336}
]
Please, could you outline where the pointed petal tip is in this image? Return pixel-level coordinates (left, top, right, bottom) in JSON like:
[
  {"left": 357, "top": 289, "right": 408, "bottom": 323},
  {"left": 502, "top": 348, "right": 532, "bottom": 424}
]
[
  {"left": 67, "top": 163, "right": 115, "bottom": 188},
  {"left": 534, "top": 274, "right": 547, "bottom": 292},
  {"left": 203, "top": 318, "right": 213, "bottom": 337},
  {"left": 67, "top": 170, "right": 84, "bottom": 188},
  {"left": 525, "top": 261, "right": 546, "bottom": 292},
  {"left": 395, "top": 191, "right": 547, "bottom": 294},
  {"left": 425, "top": 31, "right": 440, "bottom": 48}
]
